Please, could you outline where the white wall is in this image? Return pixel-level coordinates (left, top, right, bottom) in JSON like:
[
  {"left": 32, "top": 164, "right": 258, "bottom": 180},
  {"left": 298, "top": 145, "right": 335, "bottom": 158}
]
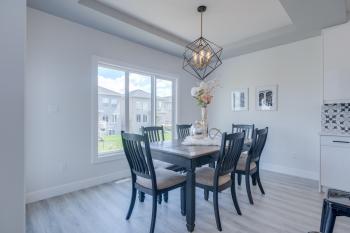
[
  {"left": 209, "top": 37, "right": 323, "bottom": 180},
  {"left": 26, "top": 8, "right": 197, "bottom": 203},
  {"left": 0, "top": 0, "right": 26, "bottom": 232}
]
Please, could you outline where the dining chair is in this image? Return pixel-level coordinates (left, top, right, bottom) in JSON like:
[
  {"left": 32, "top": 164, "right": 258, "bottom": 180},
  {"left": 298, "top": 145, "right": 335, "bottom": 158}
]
[
  {"left": 232, "top": 124, "right": 255, "bottom": 140},
  {"left": 195, "top": 131, "right": 245, "bottom": 231},
  {"left": 235, "top": 127, "right": 268, "bottom": 205},
  {"left": 233, "top": 124, "right": 254, "bottom": 188},
  {"left": 319, "top": 189, "right": 350, "bottom": 233},
  {"left": 141, "top": 126, "right": 179, "bottom": 204},
  {"left": 176, "top": 124, "right": 192, "bottom": 140},
  {"left": 142, "top": 126, "right": 172, "bottom": 169},
  {"left": 121, "top": 131, "right": 187, "bottom": 233}
]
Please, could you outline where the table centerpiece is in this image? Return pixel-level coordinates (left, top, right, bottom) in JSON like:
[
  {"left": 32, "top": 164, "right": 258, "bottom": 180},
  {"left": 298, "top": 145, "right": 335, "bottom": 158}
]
[{"left": 190, "top": 80, "right": 219, "bottom": 138}]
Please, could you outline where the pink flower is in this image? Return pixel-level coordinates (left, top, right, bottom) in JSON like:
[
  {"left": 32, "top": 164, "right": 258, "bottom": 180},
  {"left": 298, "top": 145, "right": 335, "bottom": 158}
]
[
  {"left": 200, "top": 94, "right": 212, "bottom": 104},
  {"left": 191, "top": 79, "right": 219, "bottom": 107}
]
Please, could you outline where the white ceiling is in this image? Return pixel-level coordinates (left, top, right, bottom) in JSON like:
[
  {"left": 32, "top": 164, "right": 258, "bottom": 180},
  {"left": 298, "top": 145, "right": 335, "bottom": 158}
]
[
  {"left": 97, "top": 0, "right": 292, "bottom": 46},
  {"left": 27, "top": 0, "right": 349, "bottom": 58}
]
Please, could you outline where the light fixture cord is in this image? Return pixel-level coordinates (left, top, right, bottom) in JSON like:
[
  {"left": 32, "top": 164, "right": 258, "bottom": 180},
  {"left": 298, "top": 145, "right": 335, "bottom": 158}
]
[{"left": 200, "top": 12, "right": 203, "bottom": 37}]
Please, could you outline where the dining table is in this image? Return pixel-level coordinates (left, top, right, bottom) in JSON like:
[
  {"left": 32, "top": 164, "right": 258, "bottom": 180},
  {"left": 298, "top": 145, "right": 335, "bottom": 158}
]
[{"left": 149, "top": 138, "right": 251, "bottom": 232}]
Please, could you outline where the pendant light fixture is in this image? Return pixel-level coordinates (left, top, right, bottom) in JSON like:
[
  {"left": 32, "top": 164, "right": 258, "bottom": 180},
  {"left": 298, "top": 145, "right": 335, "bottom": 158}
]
[{"left": 183, "top": 5, "right": 223, "bottom": 81}]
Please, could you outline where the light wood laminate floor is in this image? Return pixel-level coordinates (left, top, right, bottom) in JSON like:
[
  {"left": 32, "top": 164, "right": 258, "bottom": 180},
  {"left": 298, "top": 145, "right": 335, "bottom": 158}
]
[{"left": 26, "top": 171, "right": 350, "bottom": 233}]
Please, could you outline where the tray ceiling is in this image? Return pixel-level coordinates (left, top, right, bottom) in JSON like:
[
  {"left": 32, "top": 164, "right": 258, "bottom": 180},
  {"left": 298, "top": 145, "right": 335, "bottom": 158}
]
[
  {"left": 96, "top": 0, "right": 292, "bottom": 47},
  {"left": 28, "top": 0, "right": 348, "bottom": 58}
]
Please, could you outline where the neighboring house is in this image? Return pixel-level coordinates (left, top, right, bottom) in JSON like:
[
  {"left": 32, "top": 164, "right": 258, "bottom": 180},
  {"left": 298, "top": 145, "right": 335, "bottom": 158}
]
[
  {"left": 98, "top": 87, "right": 172, "bottom": 137},
  {"left": 98, "top": 86, "right": 124, "bottom": 137},
  {"left": 156, "top": 95, "right": 172, "bottom": 131},
  {"left": 129, "top": 89, "right": 151, "bottom": 133}
]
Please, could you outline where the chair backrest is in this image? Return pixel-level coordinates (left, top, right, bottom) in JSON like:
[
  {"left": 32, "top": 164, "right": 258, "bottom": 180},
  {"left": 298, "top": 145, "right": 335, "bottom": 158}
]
[
  {"left": 249, "top": 127, "right": 268, "bottom": 162},
  {"left": 141, "top": 126, "right": 165, "bottom": 142},
  {"left": 232, "top": 124, "right": 255, "bottom": 140},
  {"left": 215, "top": 132, "right": 245, "bottom": 178},
  {"left": 121, "top": 131, "right": 156, "bottom": 185},
  {"left": 176, "top": 124, "right": 192, "bottom": 140}
]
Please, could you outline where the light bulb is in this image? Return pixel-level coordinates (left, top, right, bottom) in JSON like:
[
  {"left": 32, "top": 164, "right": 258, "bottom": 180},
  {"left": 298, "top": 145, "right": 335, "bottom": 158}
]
[{"left": 206, "top": 51, "right": 211, "bottom": 60}]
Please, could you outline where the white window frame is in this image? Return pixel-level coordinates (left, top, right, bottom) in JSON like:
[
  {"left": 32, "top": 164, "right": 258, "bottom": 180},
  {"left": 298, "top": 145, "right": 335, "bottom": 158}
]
[
  {"left": 154, "top": 76, "right": 177, "bottom": 139},
  {"left": 91, "top": 56, "right": 178, "bottom": 164}
]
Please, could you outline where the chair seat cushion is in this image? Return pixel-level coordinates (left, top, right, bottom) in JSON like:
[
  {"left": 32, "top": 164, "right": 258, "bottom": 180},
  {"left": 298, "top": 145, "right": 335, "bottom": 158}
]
[
  {"left": 195, "top": 167, "right": 231, "bottom": 187},
  {"left": 137, "top": 168, "right": 186, "bottom": 190},
  {"left": 236, "top": 152, "right": 256, "bottom": 171},
  {"left": 153, "top": 160, "right": 173, "bottom": 169}
]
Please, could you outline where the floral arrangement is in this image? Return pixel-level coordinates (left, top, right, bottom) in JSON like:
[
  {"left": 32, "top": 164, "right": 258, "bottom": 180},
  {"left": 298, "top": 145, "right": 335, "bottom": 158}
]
[{"left": 191, "top": 80, "right": 219, "bottom": 108}]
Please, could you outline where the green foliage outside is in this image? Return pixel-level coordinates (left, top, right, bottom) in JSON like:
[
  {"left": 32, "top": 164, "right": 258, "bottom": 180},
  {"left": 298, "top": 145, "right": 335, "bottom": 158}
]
[{"left": 98, "top": 131, "right": 172, "bottom": 153}]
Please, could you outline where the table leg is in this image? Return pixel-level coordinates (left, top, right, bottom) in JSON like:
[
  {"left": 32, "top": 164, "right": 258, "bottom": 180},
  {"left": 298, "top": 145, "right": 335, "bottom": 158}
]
[
  {"left": 320, "top": 199, "right": 328, "bottom": 232},
  {"left": 186, "top": 164, "right": 196, "bottom": 232},
  {"left": 323, "top": 207, "right": 336, "bottom": 233}
]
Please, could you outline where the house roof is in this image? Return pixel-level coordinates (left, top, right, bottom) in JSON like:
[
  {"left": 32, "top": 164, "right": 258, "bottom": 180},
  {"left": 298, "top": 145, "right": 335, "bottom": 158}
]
[
  {"left": 129, "top": 89, "right": 151, "bottom": 98},
  {"left": 98, "top": 86, "right": 122, "bottom": 96}
]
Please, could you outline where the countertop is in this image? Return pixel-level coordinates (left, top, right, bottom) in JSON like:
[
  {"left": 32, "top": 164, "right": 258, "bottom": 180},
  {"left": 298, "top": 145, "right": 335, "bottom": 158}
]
[{"left": 320, "top": 131, "right": 350, "bottom": 137}]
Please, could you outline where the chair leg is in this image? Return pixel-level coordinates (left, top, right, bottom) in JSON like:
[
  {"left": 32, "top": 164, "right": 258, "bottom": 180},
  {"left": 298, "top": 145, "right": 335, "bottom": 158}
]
[
  {"left": 230, "top": 174, "right": 242, "bottom": 215},
  {"left": 126, "top": 186, "right": 137, "bottom": 220},
  {"left": 245, "top": 173, "right": 254, "bottom": 205},
  {"left": 158, "top": 194, "right": 162, "bottom": 204},
  {"left": 252, "top": 174, "right": 257, "bottom": 186},
  {"left": 256, "top": 172, "right": 265, "bottom": 195},
  {"left": 204, "top": 189, "right": 209, "bottom": 201},
  {"left": 138, "top": 191, "right": 145, "bottom": 202},
  {"left": 164, "top": 192, "right": 168, "bottom": 203},
  {"left": 213, "top": 190, "right": 222, "bottom": 231},
  {"left": 237, "top": 174, "right": 242, "bottom": 186},
  {"left": 181, "top": 187, "right": 186, "bottom": 216},
  {"left": 150, "top": 194, "right": 158, "bottom": 233}
]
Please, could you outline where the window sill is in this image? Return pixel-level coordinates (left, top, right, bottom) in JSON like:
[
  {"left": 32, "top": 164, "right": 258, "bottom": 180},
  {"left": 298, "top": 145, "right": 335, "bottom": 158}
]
[{"left": 91, "top": 151, "right": 125, "bottom": 164}]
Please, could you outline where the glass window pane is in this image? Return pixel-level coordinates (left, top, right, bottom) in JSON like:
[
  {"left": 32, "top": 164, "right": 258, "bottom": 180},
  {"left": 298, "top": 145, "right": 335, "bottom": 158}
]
[
  {"left": 156, "top": 79, "right": 173, "bottom": 140},
  {"left": 129, "top": 73, "right": 152, "bottom": 133},
  {"left": 97, "top": 65, "right": 125, "bottom": 154}
]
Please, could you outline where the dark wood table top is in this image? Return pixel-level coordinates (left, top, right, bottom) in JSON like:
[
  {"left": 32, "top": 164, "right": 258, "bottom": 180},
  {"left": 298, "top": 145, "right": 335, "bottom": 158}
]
[{"left": 149, "top": 138, "right": 252, "bottom": 159}]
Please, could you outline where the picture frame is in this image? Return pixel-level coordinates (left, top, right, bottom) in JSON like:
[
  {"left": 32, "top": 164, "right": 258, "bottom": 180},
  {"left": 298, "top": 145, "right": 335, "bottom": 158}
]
[
  {"left": 231, "top": 88, "right": 249, "bottom": 111},
  {"left": 255, "top": 85, "right": 278, "bottom": 111}
]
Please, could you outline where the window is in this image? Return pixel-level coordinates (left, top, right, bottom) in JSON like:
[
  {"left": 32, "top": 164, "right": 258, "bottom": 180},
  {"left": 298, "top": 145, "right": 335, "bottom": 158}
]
[
  {"left": 135, "top": 101, "right": 142, "bottom": 111},
  {"left": 136, "top": 114, "right": 141, "bottom": 122},
  {"left": 111, "top": 114, "right": 118, "bottom": 123},
  {"left": 156, "top": 79, "right": 174, "bottom": 140},
  {"left": 92, "top": 59, "right": 176, "bottom": 163},
  {"left": 96, "top": 65, "right": 125, "bottom": 157},
  {"left": 102, "top": 114, "right": 108, "bottom": 122},
  {"left": 102, "top": 97, "right": 109, "bottom": 105},
  {"left": 129, "top": 72, "right": 152, "bottom": 133},
  {"left": 111, "top": 98, "right": 117, "bottom": 105},
  {"left": 143, "top": 102, "right": 149, "bottom": 111}
]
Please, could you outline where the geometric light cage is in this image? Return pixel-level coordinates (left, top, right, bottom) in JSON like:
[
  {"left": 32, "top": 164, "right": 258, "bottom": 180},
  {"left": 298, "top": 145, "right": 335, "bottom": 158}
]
[
  {"left": 183, "top": 5, "right": 223, "bottom": 81},
  {"left": 183, "top": 36, "right": 223, "bottom": 81}
]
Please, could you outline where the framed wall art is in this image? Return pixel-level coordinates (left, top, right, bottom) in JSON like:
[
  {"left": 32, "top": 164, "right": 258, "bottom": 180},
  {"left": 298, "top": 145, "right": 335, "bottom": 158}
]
[
  {"left": 255, "top": 85, "right": 278, "bottom": 111},
  {"left": 232, "top": 88, "right": 249, "bottom": 111}
]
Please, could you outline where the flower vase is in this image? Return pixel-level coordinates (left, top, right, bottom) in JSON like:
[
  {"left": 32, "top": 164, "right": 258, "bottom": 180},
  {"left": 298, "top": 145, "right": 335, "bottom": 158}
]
[{"left": 201, "top": 107, "right": 208, "bottom": 137}]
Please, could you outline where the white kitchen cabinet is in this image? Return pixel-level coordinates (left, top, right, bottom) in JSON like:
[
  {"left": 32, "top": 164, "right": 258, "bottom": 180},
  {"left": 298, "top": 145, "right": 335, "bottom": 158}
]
[
  {"left": 323, "top": 22, "right": 350, "bottom": 103},
  {"left": 320, "top": 135, "right": 350, "bottom": 192}
]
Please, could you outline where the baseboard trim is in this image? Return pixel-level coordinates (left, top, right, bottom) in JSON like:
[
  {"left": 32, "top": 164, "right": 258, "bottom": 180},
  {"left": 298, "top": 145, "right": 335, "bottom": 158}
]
[
  {"left": 26, "top": 164, "right": 318, "bottom": 203},
  {"left": 26, "top": 170, "right": 130, "bottom": 203},
  {"left": 261, "top": 162, "right": 318, "bottom": 181}
]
